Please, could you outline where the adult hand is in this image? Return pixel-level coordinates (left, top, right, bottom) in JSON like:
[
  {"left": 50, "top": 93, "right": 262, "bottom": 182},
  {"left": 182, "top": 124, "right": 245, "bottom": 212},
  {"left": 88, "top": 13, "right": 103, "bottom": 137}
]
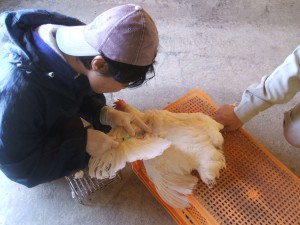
[
  {"left": 86, "top": 129, "right": 119, "bottom": 157},
  {"left": 213, "top": 104, "right": 243, "bottom": 131},
  {"left": 100, "top": 106, "right": 152, "bottom": 136}
]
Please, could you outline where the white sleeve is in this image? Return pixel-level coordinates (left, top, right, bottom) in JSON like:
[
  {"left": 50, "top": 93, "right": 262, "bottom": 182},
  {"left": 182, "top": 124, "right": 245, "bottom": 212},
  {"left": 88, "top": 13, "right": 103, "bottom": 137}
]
[{"left": 234, "top": 45, "right": 300, "bottom": 124}]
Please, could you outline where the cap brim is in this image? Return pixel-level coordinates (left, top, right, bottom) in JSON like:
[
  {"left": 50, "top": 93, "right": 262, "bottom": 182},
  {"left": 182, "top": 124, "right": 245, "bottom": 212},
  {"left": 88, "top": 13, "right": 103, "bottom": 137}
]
[{"left": 56, "top": 25, "right": 99, "bottom": 56}]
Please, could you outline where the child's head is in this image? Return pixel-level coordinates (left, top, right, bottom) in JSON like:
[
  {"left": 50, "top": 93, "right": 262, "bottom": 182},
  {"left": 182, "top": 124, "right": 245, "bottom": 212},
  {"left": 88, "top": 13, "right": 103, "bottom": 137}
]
[
  {"left": 56, "top": 4, "right": 158, "bottom": 89},
  {"left": 76, "top": 53, "right": 155, "bottom": 89}
]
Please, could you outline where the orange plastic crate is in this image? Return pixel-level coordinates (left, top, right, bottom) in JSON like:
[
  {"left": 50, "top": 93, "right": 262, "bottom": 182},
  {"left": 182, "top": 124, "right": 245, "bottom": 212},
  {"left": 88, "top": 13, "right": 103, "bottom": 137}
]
[{"left": 132, "top": 89, "right": 300, "bottom": 225}]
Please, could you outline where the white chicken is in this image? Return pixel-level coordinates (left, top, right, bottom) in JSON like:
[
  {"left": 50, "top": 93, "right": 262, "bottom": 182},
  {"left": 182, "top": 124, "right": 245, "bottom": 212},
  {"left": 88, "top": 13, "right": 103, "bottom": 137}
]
[{"left": 88, "top": 100, "right": 226, "bottom": 208}]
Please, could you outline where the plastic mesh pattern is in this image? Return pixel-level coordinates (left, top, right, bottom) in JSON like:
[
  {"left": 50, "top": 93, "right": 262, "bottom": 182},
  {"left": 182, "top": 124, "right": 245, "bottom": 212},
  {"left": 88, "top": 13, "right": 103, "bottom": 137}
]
[
  {"left": 132, "top": 89, "right": 300, "bottom": 225},
  {"left": 184, "top": 205, "right": 209, "bottom": 225}
]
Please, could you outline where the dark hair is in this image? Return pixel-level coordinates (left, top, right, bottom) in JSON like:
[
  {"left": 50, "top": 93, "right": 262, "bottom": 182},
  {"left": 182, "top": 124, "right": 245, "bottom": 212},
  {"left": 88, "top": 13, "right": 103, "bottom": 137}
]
[{"left": 76, "top": 54, "right": 155, "bottom": 88}]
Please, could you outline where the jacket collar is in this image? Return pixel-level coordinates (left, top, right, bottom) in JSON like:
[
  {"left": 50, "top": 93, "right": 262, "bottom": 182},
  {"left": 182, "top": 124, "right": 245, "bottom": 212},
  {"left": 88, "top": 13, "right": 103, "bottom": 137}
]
[
  {"left": 32, "top": 29, "right": 78, "bottom": 90},
  {"left": 0, "top": 9, "right": 84, "bottom": 68}
]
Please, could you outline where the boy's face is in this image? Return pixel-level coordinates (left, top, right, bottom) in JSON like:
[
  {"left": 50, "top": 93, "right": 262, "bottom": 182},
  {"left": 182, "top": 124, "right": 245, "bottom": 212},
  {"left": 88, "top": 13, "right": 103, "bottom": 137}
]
[
  {"left": 88, "top": 56, "right": 128, "bottom": 93},
  {"left": 87, "top": 70, "right": 127, "bottom": 93}
]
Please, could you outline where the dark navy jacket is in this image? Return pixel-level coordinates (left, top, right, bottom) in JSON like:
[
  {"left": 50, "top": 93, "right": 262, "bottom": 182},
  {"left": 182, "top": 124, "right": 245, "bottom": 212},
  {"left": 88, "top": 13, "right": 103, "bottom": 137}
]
[{"left": 0, "top": 9, "right": 107, "bottom": 187}]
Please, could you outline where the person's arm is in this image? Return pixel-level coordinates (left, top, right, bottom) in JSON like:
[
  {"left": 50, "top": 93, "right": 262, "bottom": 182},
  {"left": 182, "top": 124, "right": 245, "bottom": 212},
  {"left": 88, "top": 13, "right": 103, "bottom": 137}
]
[
  {"left": 213, "top": 104, "right": 243, "bottom": 130},
  {"left": 78, "top": 93, "right": 152, "bottom": 135},
  {"left": 78, "top": 93, "right": 107, "bottom": 130},
  {"left": 0, "top": 105, "right": 89, "bottom": 187},
  {"left": 215, "top": 45, "right": 300, "bottom": 130},
  {"left": 0, "top": 89, "right": 118, "bottom": 187}
]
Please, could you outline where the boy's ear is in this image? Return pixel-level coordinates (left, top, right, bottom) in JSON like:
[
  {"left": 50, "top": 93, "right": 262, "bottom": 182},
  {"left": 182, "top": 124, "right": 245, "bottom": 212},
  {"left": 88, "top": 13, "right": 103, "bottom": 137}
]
[{"left": 91, "top": 56, "right": 106, "bottom": 70}]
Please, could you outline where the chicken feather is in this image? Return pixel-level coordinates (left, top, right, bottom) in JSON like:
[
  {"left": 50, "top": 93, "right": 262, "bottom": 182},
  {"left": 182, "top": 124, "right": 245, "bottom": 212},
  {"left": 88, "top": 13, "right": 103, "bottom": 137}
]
[{"left": 88, "top": 100, "right": 226, "bottom": 208}]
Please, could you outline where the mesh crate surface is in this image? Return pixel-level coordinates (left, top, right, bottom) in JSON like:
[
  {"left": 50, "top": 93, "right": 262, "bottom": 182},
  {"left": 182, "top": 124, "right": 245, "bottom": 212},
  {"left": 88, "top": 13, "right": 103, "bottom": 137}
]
[{"left": 132, "top": 89, "right": 300, "bottom": 225}]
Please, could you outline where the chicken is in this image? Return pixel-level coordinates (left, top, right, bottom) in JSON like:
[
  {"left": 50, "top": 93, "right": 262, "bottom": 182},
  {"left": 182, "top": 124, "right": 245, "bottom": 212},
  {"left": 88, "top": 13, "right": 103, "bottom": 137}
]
[{"left": 88, "top": 100, "right": 226, "bottom": 208}]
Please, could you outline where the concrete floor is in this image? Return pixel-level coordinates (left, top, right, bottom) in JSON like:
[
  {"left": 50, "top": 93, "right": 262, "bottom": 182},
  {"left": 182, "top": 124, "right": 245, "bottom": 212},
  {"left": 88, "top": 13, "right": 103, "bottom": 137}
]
[{"left": 1, "top": 0, "right": 300, "bottom": 224}]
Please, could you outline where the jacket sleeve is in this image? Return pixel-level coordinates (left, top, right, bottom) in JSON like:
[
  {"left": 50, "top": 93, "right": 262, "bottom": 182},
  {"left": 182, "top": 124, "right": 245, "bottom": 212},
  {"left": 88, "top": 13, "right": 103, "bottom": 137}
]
[
  {"left": 234, "top": 45, "right": 300, "bottom": 123},
  {"left": 0, "top": 84, "right": 90, "bottom": 188},
  {"left": 78, "top": 94, "right": 107, "bottom": 130}
]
